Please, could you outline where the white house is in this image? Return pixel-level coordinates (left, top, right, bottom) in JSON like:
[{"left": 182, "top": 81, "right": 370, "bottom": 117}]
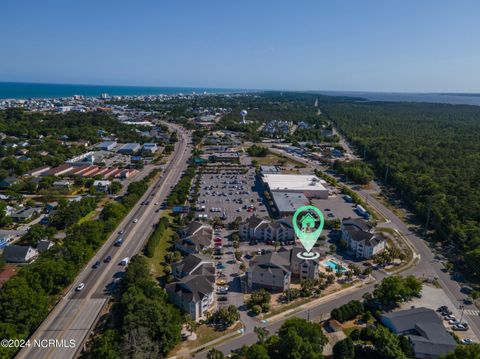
[{"left": 3, "top": 245, "right": 39, "bottom": 263}]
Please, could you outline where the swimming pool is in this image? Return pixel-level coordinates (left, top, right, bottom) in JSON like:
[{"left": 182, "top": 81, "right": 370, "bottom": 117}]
[{"left": 322, "top": 259, "right": 347, "bottom": 272}]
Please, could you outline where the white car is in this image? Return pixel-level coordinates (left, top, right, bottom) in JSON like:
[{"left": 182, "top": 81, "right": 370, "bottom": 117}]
[
  {"left": 453, "top": 324, "right": 468, "bottom": 331},
  {"left": 75, "top": 283, "right": 85, "bottom": 291},
  {"left": 120, "top": 257, "right": 130, "bottom": 266},
  {"left": 133, "top": 218, "right": 138, "bottom": 223},
  {"left": 461, "top": 338, "right": 474, "bottom": 344}
]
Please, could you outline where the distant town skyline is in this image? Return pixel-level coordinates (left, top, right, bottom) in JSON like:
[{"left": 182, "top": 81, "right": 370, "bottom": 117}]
[{"left": 2, "top": 0, "right": 480, "bottom": 92}]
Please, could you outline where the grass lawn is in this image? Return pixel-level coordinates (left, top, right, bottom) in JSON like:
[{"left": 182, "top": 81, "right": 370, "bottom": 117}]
[
  {"left": 78, "top": 210, "right": 98, "bottom": 225},
  {"left": 376, "top": 227, "right": 414, "bottom": 271},
  {"left": 265, "top": 298, "right": 310, "bottom": 318},
  {"left": 170, "top": 322, "right": 242, "bottom": 357},
  {"left": 251, "top": 152, "right": 305, "bottom": 169},
  {"left": 373, "top": 193, "right": 408, "bottom": 220},
  {"left": 145, "top": 211, "right": 174, "bottom": 277}
]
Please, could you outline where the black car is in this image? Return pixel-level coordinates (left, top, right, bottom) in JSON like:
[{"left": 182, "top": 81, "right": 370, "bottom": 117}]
[
  {"left": 92, "top": 260, "right": 101, "bottom": 269},
  {"left": 104, "top": 255, "right": 112, "bottom": 263}
]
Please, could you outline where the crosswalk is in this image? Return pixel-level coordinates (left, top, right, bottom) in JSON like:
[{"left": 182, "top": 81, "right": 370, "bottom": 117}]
[{"left": 463, "top": 309, "right": 479, "bottom": 316}]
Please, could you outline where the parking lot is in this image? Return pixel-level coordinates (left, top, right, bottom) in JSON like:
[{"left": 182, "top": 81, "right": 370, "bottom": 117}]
[
  {"left": 195, "top": 165, "right": 267, "bottom": 223},
  {"left": 311, "top": 193, "right": 362, "bottom": 221}
]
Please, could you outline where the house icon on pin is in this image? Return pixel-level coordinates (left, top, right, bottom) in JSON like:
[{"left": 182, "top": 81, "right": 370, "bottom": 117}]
[{"left": 299, "top": 212, "right": 316, "bottom": 231}]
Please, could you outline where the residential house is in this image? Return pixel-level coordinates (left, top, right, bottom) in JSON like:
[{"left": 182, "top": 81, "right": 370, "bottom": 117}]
[
  {"left": 11, "top": 207, "right": 39, "bottom": 222},
  {"left": 142, "top": 143, "right": 158, "bottom": 153},
  {"left": 93, "top": 180, "right": 111, "bottom": 192},
  {"left": 341, "top": 218, "right": 385, "bottom": 259},
  {"left": 37, "top": 240, "right": 54, "bottom": 253},
  {"left": 239, "top": 216, "right": 295, "bottom": 243},
  {"left": 53, "top": 180, "right": 72, "bottom": 189},
  {"left": 381, "top": 307, "right": 457, "bottom": 358},
  {"left": 0, "top": 177, "right": 19, "bottom": 188},
  {"left": 3, "top": 245, "right": 39, "bottom": 263}
]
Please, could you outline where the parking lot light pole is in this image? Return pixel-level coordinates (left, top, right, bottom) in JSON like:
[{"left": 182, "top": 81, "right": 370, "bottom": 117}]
[{"left": 459, "top": 305, "right": 465, "bottom": 323}]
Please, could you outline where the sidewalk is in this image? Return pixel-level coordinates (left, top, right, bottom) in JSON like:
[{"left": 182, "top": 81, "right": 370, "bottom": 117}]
[{"left": 176, "top": 277, "right": 376, "bottom": 359}]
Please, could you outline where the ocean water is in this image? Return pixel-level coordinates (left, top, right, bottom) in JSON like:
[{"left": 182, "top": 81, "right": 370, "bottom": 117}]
[
  {"left": 317, "top": 90, "right": 480, "bottom": 107},
  {"left": 0, "top": 82, "right": 248, "bottom": 100}
]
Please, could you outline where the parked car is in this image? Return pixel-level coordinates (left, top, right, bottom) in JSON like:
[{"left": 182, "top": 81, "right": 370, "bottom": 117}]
[
  {"left": 444, "top": 315, "right": 456, "bottom": 321},
  {"left": 114, "top": 238, "right": 123, "bottom": 246},
  {"left": 120, "top": 257, "right": 130, "bottom": 266},
  {"left": 92, "top": 261, "right": 101, "bottom": 269},
  {"left": 452, "top": 324, "right": 468, "bottom": 331},
  {"left": 461, "top": 338, "right": 474, "bottom": 344},
  {"left": 437, "top": 306, "right": 449, "bottom": 312},
  {"left": 461, "top": 286, "right": 473, "bottom": 294},
  {"left": 104, "top": 255, "right": 112, "bottom": 263},
  {"left": 75, "top": 283, "right": 85, "bottom": 291}
]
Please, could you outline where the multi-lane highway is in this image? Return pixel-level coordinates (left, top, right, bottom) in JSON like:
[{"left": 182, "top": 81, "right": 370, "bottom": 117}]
[{"left": 16, "top": 122, "right": 192, "bottom": 359}]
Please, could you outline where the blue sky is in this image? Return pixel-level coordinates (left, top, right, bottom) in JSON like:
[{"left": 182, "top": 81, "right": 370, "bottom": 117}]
[{"left": 2, "top": 0, "right": 480, "bottom": 92}]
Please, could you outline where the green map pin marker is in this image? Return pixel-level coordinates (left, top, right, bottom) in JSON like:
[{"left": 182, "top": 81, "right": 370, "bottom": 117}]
[{"left": 292, "top": 205, "right": 324, "bottom": 256}]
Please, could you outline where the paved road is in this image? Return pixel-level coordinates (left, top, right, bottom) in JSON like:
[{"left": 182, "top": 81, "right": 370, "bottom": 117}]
[
  {"left": 333, "top": 128, "right": 480, "bottom": 337},
  {"left": 16, "top": 123, "right": 192, "bottom": 359},
  {"left": 194, "top": 283, "right": 375, "bottom": 359},
  {"left": 358, "top": 188, "right": 480, "bottom": 337},
  {"left": 192, "top": 141, "right": 480, "bottom": 357}
]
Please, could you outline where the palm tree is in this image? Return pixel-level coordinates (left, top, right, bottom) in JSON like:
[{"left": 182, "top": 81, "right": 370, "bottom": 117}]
[
  {"left": 184, "top": 313, "right": 197, "bottom": 336},
  {"left": 254, "top": 326, "right": 269, "bottom": 344}
]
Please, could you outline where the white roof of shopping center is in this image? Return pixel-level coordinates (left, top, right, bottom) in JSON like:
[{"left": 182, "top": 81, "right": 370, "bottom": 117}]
[{"left": 262, "top": 174, "right": 328, "bottom": 192}]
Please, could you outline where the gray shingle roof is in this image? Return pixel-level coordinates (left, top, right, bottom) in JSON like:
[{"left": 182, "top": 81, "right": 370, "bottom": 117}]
[
  {"left": 166, "top": 274, "right": 215, "bottom": 303},
  {"left": 172, "top": 253, "right": 213, "bottom": 276},
  {"left": 382, "top": 307, "right": 441, "bottom": 332}
]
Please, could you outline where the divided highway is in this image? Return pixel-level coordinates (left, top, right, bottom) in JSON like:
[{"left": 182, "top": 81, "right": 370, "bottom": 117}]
[{"left": 16, "top": 123, "right": 192, "bottom": 359}]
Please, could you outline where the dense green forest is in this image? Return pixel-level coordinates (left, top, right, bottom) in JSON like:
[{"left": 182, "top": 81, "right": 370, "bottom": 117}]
[{"left": 321, "top": 100, "right": 480, "bottom": 276}]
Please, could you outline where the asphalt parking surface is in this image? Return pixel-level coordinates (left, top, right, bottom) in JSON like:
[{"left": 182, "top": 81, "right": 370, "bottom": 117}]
[
  {"left": 311, "top": 193, "right": 362, "bottom": 221},
  {"left": 196, "top": 166, "right": 266, "bottom": 223}
]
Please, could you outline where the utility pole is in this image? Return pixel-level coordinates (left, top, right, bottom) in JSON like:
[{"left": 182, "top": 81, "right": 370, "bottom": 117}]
[
  {"left": 460, "top": 305, "right": 465, "bottom": 323},
  {"left": 425, "top": 198, "right": 432, "bottom": 235}
]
